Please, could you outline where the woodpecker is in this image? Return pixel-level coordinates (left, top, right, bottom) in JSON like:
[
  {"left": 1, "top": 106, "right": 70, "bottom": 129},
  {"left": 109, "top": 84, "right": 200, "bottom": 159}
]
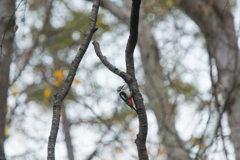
[{"left": 117, "top": 85, "right": 137, "bottom": 113}]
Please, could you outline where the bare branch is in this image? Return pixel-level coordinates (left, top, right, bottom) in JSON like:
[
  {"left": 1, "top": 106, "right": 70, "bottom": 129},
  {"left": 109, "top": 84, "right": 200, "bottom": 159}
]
[
  {"left": 47, "top": 0, "right": 101, "bottom": 159},
  {"left": 125, "top": 0, "right": 141, "bottom": 76},
  {"left": 92, "top": 41, "right": 130, "bottom": 82},
  {"left": 195, "top": 105, "right": 212, "bottom": 158},
  {"left": 124, "top": 1, "right": 149, "bottom": 159}
]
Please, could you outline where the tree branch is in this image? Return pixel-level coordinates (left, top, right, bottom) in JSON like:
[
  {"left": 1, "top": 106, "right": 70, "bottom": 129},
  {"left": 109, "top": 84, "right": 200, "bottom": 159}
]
[
  {"left": 92, "top": 41, "right": 131, "bottom": 82},
  {"left": 87, "top": 0, "right": 130, "bottom": 26},
  {"left": 47, "top": 0, "right": 100, "bottom": 159},
  {"left": 93, "top": 1, "right": 148, "bottom": 159},
  {"left": 10, "top": 0, "right": 54, "bottom": 86},
  {"left": 125, "top": 0, "right": 140, "bottom": 76},
  {"left": 93, "top": 40, "right": 149, "bottom": 160}
]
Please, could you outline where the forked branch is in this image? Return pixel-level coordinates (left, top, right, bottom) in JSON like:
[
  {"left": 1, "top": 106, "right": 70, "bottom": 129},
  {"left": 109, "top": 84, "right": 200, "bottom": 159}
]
[{"left": 93, "top": 1, "right": 148, "bottom": 159}]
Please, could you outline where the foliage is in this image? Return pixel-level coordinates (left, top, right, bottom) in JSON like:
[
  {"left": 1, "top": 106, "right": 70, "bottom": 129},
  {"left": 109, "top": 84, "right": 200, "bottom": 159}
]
[{"left": 3, "top": 0, "right": 238, "bottom": 159}]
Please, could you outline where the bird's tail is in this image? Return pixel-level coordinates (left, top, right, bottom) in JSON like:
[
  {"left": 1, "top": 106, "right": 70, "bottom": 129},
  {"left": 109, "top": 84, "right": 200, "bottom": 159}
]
[{"left": 131, "top": 106, "right": 138, "bottom": 113}]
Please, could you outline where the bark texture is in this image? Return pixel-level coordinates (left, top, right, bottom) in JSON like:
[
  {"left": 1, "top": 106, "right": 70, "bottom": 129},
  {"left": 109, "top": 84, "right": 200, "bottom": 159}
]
[
  {"left": 124, "top": 1, "right": 149, "bottom": 159},
  {"left": 176, "top": 0, "right": 240, "bottom": 159},
  {"left": 0, "top": 0, "right": 15, "bottom": 155}
]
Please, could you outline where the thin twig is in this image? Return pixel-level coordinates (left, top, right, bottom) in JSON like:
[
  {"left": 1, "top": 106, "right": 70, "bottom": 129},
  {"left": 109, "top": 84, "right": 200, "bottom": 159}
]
[
  {"left": 10, "top": 0, "right": 54, "bottom": 86},
  {"left": 220, "top": 125, "right": 229, "bottom": 160},
  {"left": 195, "top": 105, "right": 212, "bottom": 159}
]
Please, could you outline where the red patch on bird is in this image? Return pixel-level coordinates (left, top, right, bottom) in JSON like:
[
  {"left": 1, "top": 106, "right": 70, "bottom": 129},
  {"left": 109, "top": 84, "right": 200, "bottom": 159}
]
[{"left": 128, "top": 95, "right": 134, "bottom": 107}]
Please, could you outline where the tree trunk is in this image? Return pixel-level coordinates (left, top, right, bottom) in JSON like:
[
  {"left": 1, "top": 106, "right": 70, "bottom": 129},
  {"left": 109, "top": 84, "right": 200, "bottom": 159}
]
[
  {"left": 62, "top": 104, "right": 74, "bottom": 160},
  {"left": 0, "top": 0, "right": 15, "bottom": 153},
  {"left": 138, "top": 18, "right": 191, "bottom": 160},
  {"left": 176, "top": 0, "right": 240, "bottom": 159}
]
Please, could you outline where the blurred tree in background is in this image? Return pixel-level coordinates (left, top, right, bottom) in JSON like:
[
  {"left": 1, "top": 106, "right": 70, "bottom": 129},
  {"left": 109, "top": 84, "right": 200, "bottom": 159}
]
[{"left": 0, "top": 0, "right": 239, "bottom": 159}]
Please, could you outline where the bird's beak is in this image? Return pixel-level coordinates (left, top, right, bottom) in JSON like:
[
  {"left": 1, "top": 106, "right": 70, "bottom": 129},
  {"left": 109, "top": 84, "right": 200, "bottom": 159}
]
[{"left": 121, "top": 85, "right": 125, "bottom": 89}]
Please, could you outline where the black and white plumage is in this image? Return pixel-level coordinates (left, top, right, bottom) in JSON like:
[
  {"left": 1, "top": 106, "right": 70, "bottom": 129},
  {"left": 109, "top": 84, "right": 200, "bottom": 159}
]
[{"left": 117, "top": 85, "right": 137, "bottom": 113}]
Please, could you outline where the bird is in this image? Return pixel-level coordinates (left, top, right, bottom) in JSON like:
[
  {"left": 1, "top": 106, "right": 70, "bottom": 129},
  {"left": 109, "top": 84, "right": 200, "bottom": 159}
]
[{"left": 117, "top": 85, "right": 137, "bottom": 113}]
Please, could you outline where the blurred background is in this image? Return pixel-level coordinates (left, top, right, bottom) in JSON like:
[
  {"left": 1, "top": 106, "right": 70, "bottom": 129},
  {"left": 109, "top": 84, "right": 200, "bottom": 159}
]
[{"left": 0, "top": 0, "right": 240, "bottom": 159}]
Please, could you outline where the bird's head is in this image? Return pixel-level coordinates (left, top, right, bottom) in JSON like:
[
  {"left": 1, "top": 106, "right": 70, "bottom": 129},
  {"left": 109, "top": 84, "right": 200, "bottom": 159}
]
[{"left": 117, "top": 85, "right": 125, "bottom": 92}]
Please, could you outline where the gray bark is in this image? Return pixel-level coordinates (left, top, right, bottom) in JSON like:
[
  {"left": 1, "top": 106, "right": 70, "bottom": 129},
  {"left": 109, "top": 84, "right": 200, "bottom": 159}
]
[
  {"left": 176, "top": 0, "right": 240, "bottom": 159},
  {"left": 0, "top": 0, "right": 15, "bottom": 155},
  {"left": 138, "top": 18, "right": 191, "bottom": 160}
]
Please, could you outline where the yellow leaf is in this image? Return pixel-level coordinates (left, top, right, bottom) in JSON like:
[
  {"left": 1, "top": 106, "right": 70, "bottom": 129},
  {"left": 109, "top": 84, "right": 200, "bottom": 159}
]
[
  {"left": 190, "top": 137, "right": 200, "bottom": 143},
  {"left": 175, "top": 0, "right": 181, "bottom": 4},
  {"left": 127, "top": 127, "right": 133, "bottom": 132},
  {"left": 159, "top": 8, "right": 166, "bottom": 15},
  {"left": 12, "top": 91, "right": 19, "bottom": 95},
  {"left": 12, "top": 84, "right": 20, "bottom": 95},
  {"left": 73, "top": 79, "right": 81, "bottom": 84},
  {"left": 5, "top": 126, "right": 10, "bottom": 138},
  {"left": 53, "top": 69, "right": 65, "bottom": 86},
  {"left": 158, "top": 148, "right": 166, "bottom": 156},
  {"left": 200, "top": 143, "right": 207, "bottom": 150},
  {"left": 54, "top": 69, "right": 64, "bottom": 80},
  {"left": 145, "top": 2, "right": 151, "bottom": 10},
  {"left": 44, "top": 88, "right": 52, "bottom": 98},
  {"left": 7, "top": 105, "right": 13, "bottom": 110},
  {"left": 166, "top": 0, "right": 173, "bottom": 6},
  {"left": 53, "top": 80, "right": 61, "bottom": 87}
]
